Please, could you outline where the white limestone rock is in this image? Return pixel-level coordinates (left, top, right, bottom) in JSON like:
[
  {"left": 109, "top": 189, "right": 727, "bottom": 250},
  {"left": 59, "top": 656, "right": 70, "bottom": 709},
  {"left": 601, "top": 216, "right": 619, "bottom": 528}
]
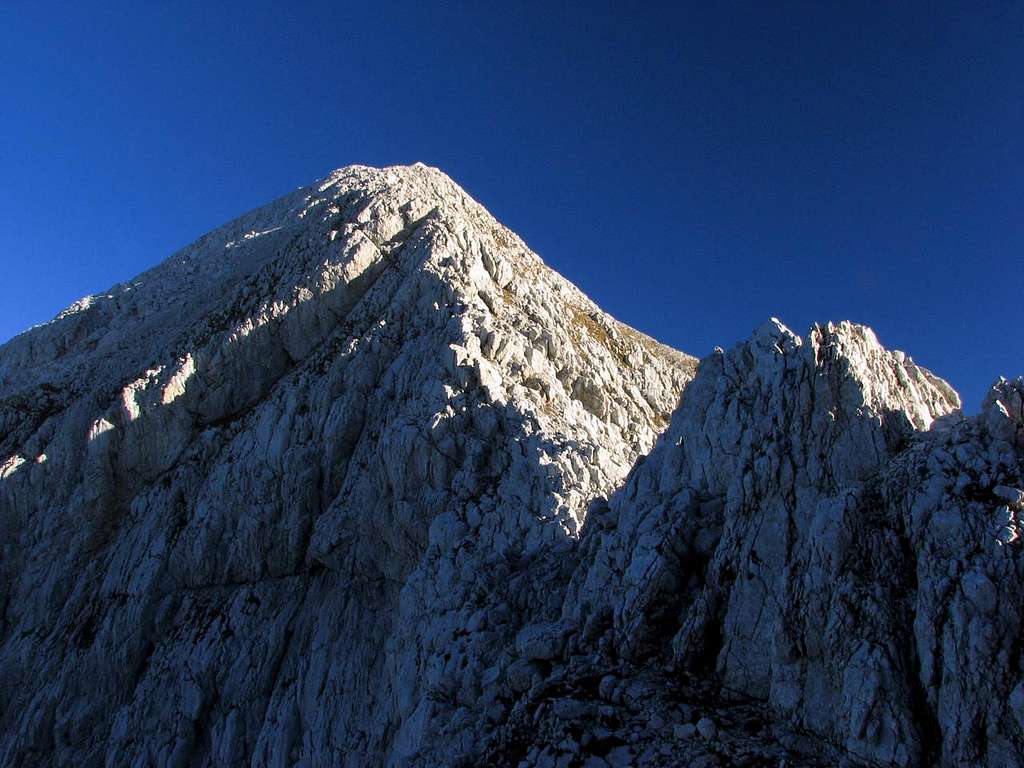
[
  {"left": 565, "top": 320, "right": 1024, "bottom": 767},
  {"left": 3, "top": 162, "right": 1022, "bottom": 768},
  {"left": 0, "top": 164, "right": 694, "bottom": 768}
]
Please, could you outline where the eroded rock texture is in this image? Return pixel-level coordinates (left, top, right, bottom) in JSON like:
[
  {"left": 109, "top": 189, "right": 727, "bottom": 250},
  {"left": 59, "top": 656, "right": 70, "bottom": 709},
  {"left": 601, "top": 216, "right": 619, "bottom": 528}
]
[
  {"left": 563, "top": 320, "right": 1024, "bottom": 767},
  {"left": 1, "top": 164, "right": 1021, "bottom": 768},
  {"left": 0, "top": 164, "right": 692, "bottom": 767}
]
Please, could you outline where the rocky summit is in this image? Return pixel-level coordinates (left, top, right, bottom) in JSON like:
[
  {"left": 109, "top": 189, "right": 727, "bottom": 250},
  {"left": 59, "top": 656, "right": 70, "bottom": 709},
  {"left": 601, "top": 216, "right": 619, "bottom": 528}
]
[{"left": 0, "top": 164, "right": 1021, "bottom": 768}]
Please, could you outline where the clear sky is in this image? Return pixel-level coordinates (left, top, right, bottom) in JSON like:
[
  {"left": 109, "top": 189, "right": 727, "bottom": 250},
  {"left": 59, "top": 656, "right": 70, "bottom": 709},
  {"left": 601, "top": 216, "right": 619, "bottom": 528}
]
[{"left": 1, "top": 2, "right": 1021, "bottom": 410}]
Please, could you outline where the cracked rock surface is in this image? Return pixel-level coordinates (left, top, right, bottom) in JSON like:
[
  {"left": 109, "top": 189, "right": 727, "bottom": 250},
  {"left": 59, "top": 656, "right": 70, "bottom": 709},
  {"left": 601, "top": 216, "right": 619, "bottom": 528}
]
[
  {"left": 563, "top": 320, "right": 1023, "bottom": 768},
  {"left": 0, "top": 164, "right": 693, "bottom": 768},
  {"left": 2, "top": 164, "right": 1021, "bottom": 768}
]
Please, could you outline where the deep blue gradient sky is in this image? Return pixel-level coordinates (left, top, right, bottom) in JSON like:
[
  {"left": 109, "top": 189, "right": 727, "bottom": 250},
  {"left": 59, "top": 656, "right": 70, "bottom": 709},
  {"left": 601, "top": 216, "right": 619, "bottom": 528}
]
[{"left": 2, "top": 3, "right": 1021, "bottom": 409}]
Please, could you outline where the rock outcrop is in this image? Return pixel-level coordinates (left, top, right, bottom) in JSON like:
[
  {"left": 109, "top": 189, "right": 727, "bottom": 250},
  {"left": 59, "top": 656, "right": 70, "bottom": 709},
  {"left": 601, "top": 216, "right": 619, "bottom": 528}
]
[
  {"left": 1, "top": 164, "right": 1021, "bottom": 768},
  {"left": 561, "top": 320, "right": 1023, "bottom": 767},
  {"left": 0, "top": 164, "right": 693, "bottom": 767}
]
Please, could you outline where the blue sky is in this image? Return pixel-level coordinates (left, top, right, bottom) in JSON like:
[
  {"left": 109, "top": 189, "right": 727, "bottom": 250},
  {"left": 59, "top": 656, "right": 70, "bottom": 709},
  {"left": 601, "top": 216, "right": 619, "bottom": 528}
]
[{"left": 1, "top": 2, "right": 1021, "bottom": 409}]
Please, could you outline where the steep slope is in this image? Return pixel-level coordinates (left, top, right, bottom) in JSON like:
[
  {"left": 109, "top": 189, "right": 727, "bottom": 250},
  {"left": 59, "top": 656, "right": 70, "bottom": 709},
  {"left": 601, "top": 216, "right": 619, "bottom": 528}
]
[
  {"left": 553, "top": 320, "right": 1024, "bottom": 767},
  {"left": 3, "top": 163, "right": 1021, "bottom": 768},
  {"left": 0, "top": 164, "right": 694, "bottom": 767}
]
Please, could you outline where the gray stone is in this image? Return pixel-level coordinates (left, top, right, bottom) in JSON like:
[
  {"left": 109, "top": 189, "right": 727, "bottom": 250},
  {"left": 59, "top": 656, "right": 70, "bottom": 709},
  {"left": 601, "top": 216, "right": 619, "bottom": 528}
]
[
  {"left": 563, "top": 320, "right": 1024, "bottom": 767},
  {"left": 507, "top": 659, "right": 548, "bottom": 696},
  {"left": 673, "top": 723, "right": 697, "bottom": 739},
  {"left": 1010, "top": 682, "right": 1024, "bottom": 732},
  {"left": 551, "top": 698, "right": 593, "bottom": 722},
  {"left": 995, "top": 485, "right": 1024, "bottom": 506},
  {"left": 605, "top": 745, "right": 633, "bottom": 768},
  {"left": 598, "top": 674, "right": 618, "bottom": 701},
  {"left": 3, "top": 160, "right": 1022, "bottom": 768},
  {"left": 0, "top": 164, "right": 695, "bottom": 768},
  {"left": 696, "top": 717, "right": 717, "bottom": 739},
  {"left": 515, "top": 621, "right": 573, "bottom": 661}
]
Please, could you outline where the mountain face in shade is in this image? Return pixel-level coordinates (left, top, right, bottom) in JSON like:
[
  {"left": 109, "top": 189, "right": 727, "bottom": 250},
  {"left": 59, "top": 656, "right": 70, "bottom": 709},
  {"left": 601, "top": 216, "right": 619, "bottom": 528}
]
[
  {"left": 1, "top": 165, "right": 1021, "bottom": 768},
  {"left": 0, "top": 164, "right": 694, "bottom": 767}
]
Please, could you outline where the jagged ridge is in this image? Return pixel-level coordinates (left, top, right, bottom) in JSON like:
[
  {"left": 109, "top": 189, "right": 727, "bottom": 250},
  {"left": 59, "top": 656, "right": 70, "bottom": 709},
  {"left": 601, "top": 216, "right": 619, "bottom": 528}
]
[
  {"left": 1, "top": 165, "right": 1022, "bottom": 768},
  {"left": 0, "top": 164, "right": 692, "bottom": 767}
]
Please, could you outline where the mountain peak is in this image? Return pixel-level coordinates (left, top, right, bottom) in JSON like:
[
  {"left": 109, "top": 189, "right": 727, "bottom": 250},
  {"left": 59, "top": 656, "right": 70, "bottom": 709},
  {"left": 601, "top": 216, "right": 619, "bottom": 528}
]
[
  {"left": 3, "top": 167, "right": 1020, "bottom": 768},
  {"left": 0, "top": 165, "right": 695, "bottom": 766}
]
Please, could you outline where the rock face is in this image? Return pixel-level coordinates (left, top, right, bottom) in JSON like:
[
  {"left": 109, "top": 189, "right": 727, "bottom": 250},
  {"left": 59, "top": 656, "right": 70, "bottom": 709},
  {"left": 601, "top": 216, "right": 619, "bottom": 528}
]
[
  {"left": 1, "top": 164, "right": 1021, "bottom": 768},
  {"left": 564, "top": 320, "right": 1024, "bottom": 768},
  {"left": 0, "top": 164, "right": 693, "bottom": 768}
]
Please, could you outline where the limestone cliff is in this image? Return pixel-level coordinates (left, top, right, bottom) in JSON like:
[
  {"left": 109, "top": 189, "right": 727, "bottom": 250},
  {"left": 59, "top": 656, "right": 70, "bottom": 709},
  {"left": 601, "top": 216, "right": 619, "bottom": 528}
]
[
  {"left": 0, "top": 164, "right": 692, "bottom": 767},
  {"left": 2, "top": 164, "right": 1021, "bottom": 768},
  {"left": 563, "top": 321, "right": 1023, "bottom": 767}
]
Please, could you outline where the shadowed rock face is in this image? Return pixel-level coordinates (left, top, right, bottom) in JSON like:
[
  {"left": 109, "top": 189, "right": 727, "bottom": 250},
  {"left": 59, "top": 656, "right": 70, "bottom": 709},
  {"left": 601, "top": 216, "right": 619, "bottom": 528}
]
[
  {"left": 0, "top": 164, "right": 693, "bottom": 768},
  {"left": 563, "top": 321, "right": 1024, "bottom": 768},
  {"left": 1, "top": 165, "right": 1021, "bottom": 768}
]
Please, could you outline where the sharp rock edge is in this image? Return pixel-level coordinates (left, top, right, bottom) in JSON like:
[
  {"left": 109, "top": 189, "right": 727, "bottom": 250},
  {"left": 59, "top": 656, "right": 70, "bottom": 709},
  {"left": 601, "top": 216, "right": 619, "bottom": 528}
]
[{"left": 0, "top": 165, "right": 1019, "bottom": 768}]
